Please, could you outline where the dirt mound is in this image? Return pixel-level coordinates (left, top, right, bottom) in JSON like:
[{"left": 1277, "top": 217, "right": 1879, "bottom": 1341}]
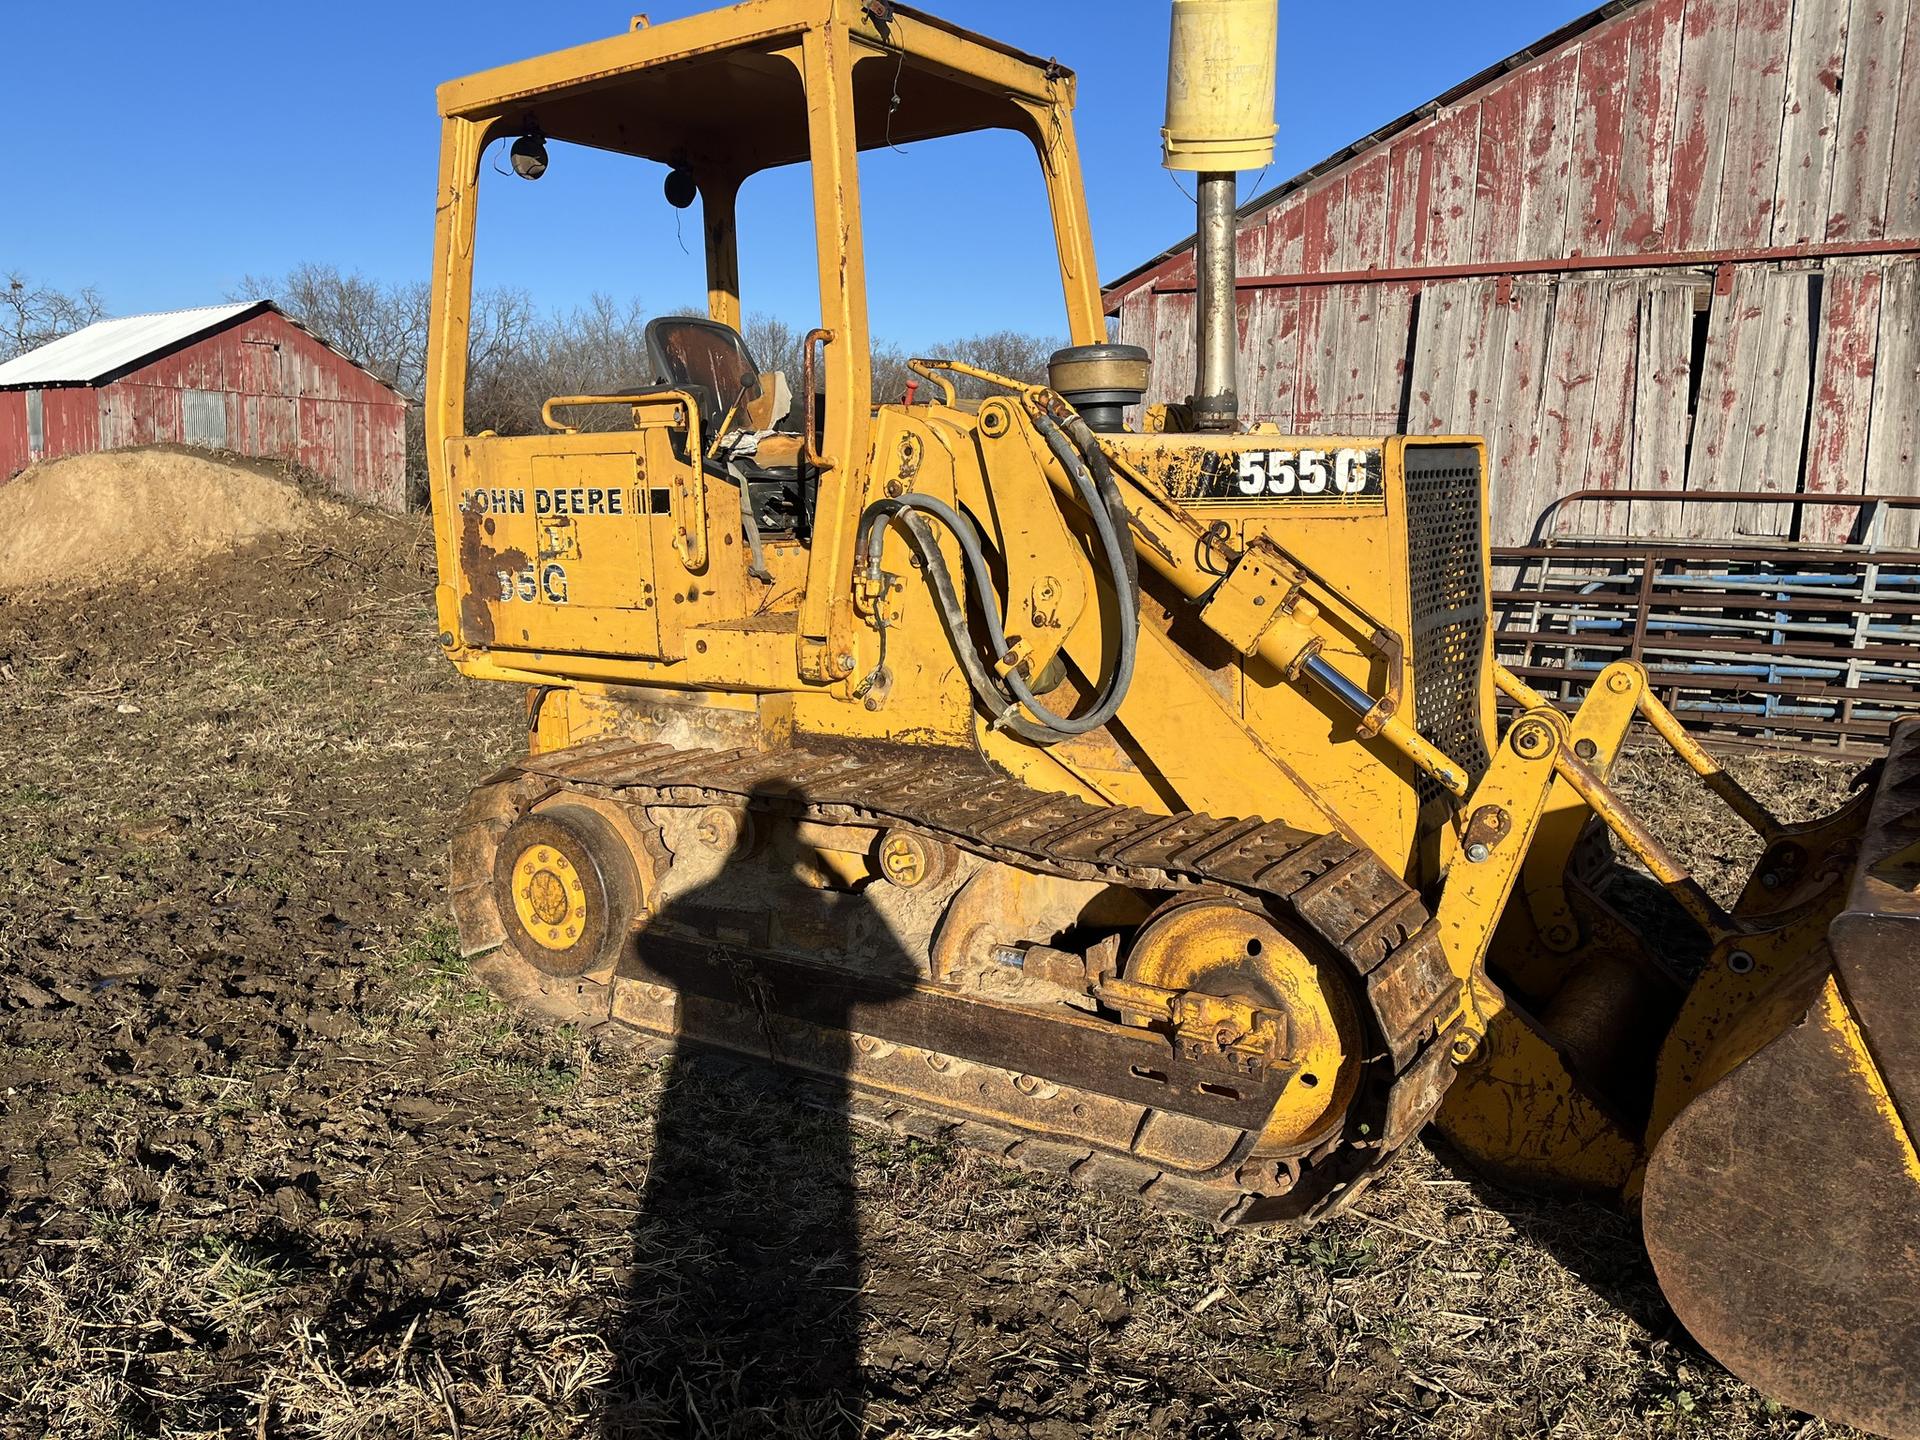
[{"left": 0, "top": 446, "right": 337, "bottom": 592}]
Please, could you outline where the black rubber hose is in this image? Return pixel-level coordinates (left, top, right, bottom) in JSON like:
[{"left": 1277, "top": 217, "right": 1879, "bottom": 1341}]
[
  {"left": 854, "top": 412, "right": 1140, "bottom": 741},
  {"left": 1045, "top": 410, "right": 1139, "bottom": 592},
  {"left": 857, "top": 498, "right": 1059, "bottom": 744},
  {"left": 1014, "top": 413, "right": 1138, "bottom": 730}
]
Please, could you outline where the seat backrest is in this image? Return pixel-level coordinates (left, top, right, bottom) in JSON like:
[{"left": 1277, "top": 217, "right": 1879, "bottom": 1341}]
[{"left": 645, "top": 317, "right": 762, "bottom": 439}]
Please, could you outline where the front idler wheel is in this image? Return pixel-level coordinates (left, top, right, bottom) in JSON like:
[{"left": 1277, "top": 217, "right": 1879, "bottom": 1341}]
[
  {"left": 492, "top": 803, "right": 640, "bottom": 976},
  {"left": 1122, "top": 896, "right": 1363, "bottom": 1154}
]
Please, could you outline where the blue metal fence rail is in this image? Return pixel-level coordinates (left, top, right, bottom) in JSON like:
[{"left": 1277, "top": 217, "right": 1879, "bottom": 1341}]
[{"left": 1492, "top": 491, "right": 1920, "bottom": 752}]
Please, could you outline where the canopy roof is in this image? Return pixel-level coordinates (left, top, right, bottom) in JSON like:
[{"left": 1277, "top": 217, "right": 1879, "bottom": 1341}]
[{"left": 437, "top": 1, "right": 1073, "bottom": 178}]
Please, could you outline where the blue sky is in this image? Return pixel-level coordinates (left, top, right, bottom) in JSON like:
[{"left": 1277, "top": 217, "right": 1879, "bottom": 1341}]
[{"left": 4, "top": 1, "right": 1592, "bottom": 349}]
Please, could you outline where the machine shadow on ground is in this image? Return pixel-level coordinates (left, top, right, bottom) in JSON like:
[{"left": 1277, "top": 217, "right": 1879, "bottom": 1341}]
[
  {"left": 1421, "top": 1132, "right": 1677, "bottom": 1337},
  {"left": 604, "top": 792, "right": 918, "bottom": 1438}
]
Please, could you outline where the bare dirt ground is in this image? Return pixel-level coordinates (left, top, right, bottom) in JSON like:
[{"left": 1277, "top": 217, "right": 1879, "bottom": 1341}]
[{"left": 0, "top": 505, "right": 1871, "bottom": 1439}]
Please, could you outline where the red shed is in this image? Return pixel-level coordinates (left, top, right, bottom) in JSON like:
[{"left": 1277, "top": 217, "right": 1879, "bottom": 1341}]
[
  {"left": 1104, "top": 0, "right": 1920, "bottom": 549},
  {"left": 0, "top": 301, "right": 407, "bottom": 511}
]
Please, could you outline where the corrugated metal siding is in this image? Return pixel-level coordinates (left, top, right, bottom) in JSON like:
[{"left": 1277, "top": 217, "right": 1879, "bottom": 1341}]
[
  {"left": 0, "top": 395, "right": 24, "bottom": 476},
  {"left": 45, "top": 388, "right": 101, "bottom": 461},
  {"left": 1, "top": 389, "right": 101, "bottom": 477},
  {"left": 1108, "top": 0, "right": 1920, "bottom": 549},
  {"left": 0, "top": 309, "right": 405, "bottom": 510}
]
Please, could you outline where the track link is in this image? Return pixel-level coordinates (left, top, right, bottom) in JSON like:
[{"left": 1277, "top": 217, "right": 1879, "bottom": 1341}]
[{"left": 449, "top": 736, "right": 1463, "bottom": 1225}]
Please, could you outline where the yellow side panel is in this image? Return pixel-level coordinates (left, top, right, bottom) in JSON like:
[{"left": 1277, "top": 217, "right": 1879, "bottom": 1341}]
[
  {"left": 455, "top": 436, "right": 665, "bottom": 657},
  {"left": 1238, "top": 507, "right": 1416, "bottom": 871}
]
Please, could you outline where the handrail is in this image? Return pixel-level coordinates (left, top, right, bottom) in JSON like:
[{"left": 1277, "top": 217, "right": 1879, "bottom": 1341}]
[
  {"left": 800, "top": 328, "right": 836, "bottom": 471},
  {"left": 1528, "top": 487, "right": 1920, "bottom": 542},
  {"left": 1534, "top": 489, "right": 1920, "bottom": 507},
  {"left": 539, "top": 391, "right": 696, "bottom": 435}
]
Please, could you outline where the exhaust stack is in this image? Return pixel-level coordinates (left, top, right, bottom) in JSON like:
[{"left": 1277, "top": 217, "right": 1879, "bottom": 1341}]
[{"left": 1163, "top": 0, "right": 1277, "bottom": 433}]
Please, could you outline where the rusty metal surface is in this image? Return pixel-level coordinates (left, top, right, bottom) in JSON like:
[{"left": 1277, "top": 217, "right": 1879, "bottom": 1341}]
[
  {"left": 1643, "top": 979, "right": 1920, "bottom": 1440},
  {"left": 449, "top": 734, "right": 1465, "bottom": 1225},
  {"left": 1832, "top": 717, "right": 1920, "bottom": 1117},
  {"left": 1641, "top": 719, "right": 1920, "bottom": 1436},
  {"left": 1493, "top": 503, "right": 1920, "bottom": 751},
  {"left": 626, "top": 933, "right": 1284, "bottom": 1137}
]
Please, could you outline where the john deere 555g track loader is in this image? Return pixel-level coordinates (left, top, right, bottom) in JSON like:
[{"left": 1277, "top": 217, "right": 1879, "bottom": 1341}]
[{"left": 422, "top": 4, "right": 1919, "bottom": 1433}]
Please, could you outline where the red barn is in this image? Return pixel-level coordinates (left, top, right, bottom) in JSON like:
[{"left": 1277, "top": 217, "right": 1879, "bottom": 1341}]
[
  {"left": 0, "top": 301, "right": 407, "bottom": 511},
  {"left": 1104, "top": 0, "right": 1920, "bottom": 550}
]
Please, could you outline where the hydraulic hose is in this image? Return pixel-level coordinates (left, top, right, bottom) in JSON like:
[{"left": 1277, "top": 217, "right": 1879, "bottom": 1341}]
[{"left": 855, "top": 410, "right": 1140, "bottom": 744}]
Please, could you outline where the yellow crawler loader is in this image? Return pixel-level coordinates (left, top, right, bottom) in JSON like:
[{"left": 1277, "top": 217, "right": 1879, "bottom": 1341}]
[{"left": 421, "top": 4, "right": 1919, "bottom": 1434}]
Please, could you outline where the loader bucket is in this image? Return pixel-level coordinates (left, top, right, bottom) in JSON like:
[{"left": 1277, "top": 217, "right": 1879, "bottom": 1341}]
[{"left": 1642, "top": 717, "right": 1920, "bottom": 1440}]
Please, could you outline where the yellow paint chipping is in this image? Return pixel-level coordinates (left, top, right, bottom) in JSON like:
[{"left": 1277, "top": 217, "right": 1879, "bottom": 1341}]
[{"left": 1821, "top": 978, "right": 1920, "bottom": 1187}]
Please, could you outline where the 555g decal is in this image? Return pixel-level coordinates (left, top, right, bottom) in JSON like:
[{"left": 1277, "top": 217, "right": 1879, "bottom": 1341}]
[
  {"left": 1180, "top": 445, "right": 1385, "bottom": 505},
  {"left": 1236, "top": 446, "right": 1374, "bottom": 496}
]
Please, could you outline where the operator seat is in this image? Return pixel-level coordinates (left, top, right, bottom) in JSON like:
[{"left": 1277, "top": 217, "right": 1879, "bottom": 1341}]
[{"left": 643, "top": 316, "right": 808, "bottom": 535}]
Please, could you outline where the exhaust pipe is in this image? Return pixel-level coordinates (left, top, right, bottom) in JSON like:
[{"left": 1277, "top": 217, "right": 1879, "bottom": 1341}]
[
  {"left": 1163, "top": 0, "right": 1278, "bottom": 433},
  {"left": 1193, "top": 173, "right": 1240, "bottom": 433}
]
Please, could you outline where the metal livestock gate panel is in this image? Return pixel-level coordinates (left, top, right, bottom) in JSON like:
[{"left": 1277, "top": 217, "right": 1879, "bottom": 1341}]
[{"left": 1494, "top": 491, "right": 1920, "bottom": 750}]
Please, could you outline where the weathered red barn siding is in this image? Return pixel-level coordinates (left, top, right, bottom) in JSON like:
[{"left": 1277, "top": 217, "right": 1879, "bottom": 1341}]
[
  {"left": 1107, "top": 0, "right": 1920, "bottom": 548},
  {"left": 0, "top": 307, "right": 406, "bottom": 510},
  {"left": 0, "top": 388, "right": 99, "bottom": 474}
]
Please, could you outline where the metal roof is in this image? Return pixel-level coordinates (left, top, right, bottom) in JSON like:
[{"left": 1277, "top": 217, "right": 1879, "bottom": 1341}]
[{"left": 0, "top": 301, "right": 267, "bottom": 389}]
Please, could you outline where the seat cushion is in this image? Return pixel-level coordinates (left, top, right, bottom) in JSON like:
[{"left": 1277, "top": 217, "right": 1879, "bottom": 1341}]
[{"left": 751, "top": 433, "right": 805, "bottom": 470}]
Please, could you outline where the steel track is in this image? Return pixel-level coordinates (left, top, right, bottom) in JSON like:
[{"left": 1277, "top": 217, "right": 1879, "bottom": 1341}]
[{"left": 449, "top": 735, "right": 1463, "bottom": 1225}]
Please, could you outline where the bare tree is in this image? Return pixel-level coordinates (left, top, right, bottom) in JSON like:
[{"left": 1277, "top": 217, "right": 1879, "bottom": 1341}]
[
  {"left": 743, "top": 312, "right": 805, "bottom": 407},
  {"left": 1, "top": 272, "right": 106, "bottom": 361},
  {"left": 239, "top": 265, "right": 543, "bottom": 502},
  {"left": 234, "top": 263, "right": 1065, "bottom": 506},
  {"left": 232, "top": 264, "right": 431, "bottom": 397},
  {"left": 873, "top": 328, "right": 1062, "bottom": 403},
  {"left": 466, "top": 293, "right": 650, "bottom": 438},
  {"left": 744, "top": 315, "right": 1061, "bottom": 410},
  {"left": 940, "top": 330, "right": 1060, "bottom": 387}
]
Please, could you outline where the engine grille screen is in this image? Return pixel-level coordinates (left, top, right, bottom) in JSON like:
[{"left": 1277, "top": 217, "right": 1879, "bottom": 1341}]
[{"left": 1404, "top": 446, "right": 1493, "bottom": 805}]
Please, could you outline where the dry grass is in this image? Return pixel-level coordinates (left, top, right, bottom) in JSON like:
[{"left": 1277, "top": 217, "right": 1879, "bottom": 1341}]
[
  {"left": 1608, "top": 743, "right": 1866, "bottom": 902},
  {"left": 0, "top": 513, "right": 1873, "bottom": 1439}
]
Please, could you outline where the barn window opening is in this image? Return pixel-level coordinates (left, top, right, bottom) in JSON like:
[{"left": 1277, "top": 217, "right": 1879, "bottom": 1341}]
[
  {"left": 1682, "top": 288, "right": 1713, "bottom": 465},
  {"left": 25, "top": 390, "right": 43, "bottom": 457},
  {"left": 1790, "top": 269, "right": 1826, "bottom": 544},
  {"left": 1396, "top": 292, "right": 1422, "bottom": 431}
]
